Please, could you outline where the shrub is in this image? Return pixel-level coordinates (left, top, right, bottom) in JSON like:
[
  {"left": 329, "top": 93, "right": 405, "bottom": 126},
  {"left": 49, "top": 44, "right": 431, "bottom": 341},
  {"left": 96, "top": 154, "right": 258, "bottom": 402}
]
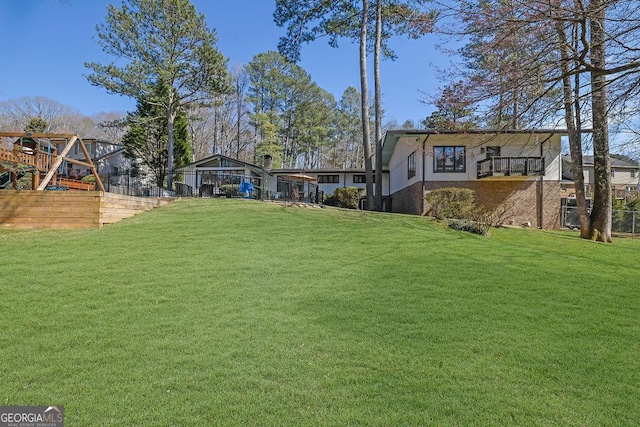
[
  {"left": 336, "top": 187, "right": 364, "bottom": 209},
  {"left": 323, "top": 187, "right": 363, "bottom": 209},
  {"left": 448, "top": 219, "right": 490, "bottom": 236},
  {"left": 219, "top": 184, "right": 240, "bottom": 197},
  {"left": 425, "top": 187, "right": 476, "bottom": 220},
  {"left": 323, "top": 194, "right": 340, "bottom": 207}
]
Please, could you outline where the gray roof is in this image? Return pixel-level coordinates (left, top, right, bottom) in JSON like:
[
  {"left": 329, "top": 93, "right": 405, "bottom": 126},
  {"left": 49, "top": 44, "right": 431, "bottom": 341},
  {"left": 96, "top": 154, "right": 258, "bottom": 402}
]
[{"left": 563, "top": 154, "right": 639, "bottom": 168}]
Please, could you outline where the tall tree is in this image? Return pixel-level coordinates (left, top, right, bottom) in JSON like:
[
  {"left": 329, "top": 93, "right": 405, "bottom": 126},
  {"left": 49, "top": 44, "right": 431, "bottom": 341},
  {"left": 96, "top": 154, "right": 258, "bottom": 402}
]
[
  {"left": 85, "top": 0, "right": 229, "bottom": 190},
  {"left": 422, "top": 81, "right": 476, "bottom": 129},
  {"left": 372, "top": 0, "right": 435, "bottom": 209},
  {"left": 441, "top": 0, "right": 559, "bottom": 130},
  {"left": 275, "top": 0, "right": 374, "bottom": 208},
  {"left": 246, "top": 51, "right": 334, "bottom": 168},
  {"left": 437, "top": 0, "right": 640, "bottom": 241},
  {"left": 122, "top": 85, "right": 191, "bottom": 187},
  {"left": 276, "top": 0, "right": 434, "bottom": 210},
  {"left": 192, "top": 67, "right": 254, "bottom": 163},
  {"left": 360, "top": 0, "right": 375, "bottom": 209},
  {"left": 374, "top": 0, "right": 383, "bottom": 210},
  {"left": 246, "top": 51, "right": 289, "bottom": 166},
  {"left": 24, "top": 117, "right": 49, "bottom": 133},
  {"left": 332, "top": 87, "right": 365, "bottom": 168},
  {"left": 554, "top": 13, "right": 590, "bottom": 237},
  {"left": 587, "top": 0, "right": 612, "bottom": 242}
]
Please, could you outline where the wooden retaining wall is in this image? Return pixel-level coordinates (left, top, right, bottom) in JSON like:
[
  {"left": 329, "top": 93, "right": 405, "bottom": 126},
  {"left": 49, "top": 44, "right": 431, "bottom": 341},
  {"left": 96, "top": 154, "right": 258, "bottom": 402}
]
[{"left": 0, "top": 191, "right": 171, "bottom": 228}]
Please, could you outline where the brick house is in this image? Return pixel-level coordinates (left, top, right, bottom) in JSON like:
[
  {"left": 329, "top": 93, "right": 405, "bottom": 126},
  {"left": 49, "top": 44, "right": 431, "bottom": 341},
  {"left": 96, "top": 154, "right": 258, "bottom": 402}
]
[{"left": 382, "top": 129, "right": 570, "bottom": 229}]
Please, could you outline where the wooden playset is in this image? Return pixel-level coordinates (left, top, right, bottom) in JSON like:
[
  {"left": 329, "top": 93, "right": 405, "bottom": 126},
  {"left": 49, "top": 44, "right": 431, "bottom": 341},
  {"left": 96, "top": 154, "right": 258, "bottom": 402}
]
[
  {"left": 0, "top": 132, "right": 171, "bottom": 228},
  {"left": 0, "top": 132, "right": 105, "bottom": 192}
]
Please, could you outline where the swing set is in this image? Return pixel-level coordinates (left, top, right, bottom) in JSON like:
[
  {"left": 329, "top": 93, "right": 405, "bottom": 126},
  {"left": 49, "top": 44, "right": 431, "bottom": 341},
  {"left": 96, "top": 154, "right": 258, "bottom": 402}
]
[{"left": 0, "top": 132, "right": 105, "bottom": 191}]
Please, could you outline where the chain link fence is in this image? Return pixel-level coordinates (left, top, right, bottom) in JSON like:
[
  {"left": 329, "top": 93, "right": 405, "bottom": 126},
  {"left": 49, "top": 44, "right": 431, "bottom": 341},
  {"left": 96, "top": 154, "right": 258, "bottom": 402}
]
[{"left": 561, "top": 206, "right": 638, "bottom": 236}]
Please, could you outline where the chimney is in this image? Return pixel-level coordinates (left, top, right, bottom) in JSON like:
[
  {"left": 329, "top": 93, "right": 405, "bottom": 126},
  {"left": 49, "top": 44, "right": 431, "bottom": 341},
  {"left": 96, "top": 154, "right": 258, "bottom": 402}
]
[{"left": 263, "top": 154, "right": 272, "bottom": 171}]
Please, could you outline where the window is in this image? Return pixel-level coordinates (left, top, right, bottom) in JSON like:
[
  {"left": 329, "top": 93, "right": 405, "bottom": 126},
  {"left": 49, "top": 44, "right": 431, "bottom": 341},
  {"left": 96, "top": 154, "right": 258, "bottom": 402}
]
[
  {"left": 631, "top": 169, "right": 637, "bottom": 178},
  {"left": 353, "top": 174, "right": 374, "bottom": 184},
  {"left": 317, "top": 175, "right": 339, "bottom": 184},
  {"left": 434, "top": 146, "right": 466, "bottom": 173},
  {"left": 407, "top": 152, "right": 416, "bottom": 179},
  {"left": 611, "top": 170, "right": 615, "bottom": 177}
]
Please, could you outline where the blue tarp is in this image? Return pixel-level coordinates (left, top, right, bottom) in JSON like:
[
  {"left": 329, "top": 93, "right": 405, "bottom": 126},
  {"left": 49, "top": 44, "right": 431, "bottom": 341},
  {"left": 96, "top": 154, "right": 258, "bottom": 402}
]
[{"left": 239, "top": 182, "right": 254, "bottom": 197}]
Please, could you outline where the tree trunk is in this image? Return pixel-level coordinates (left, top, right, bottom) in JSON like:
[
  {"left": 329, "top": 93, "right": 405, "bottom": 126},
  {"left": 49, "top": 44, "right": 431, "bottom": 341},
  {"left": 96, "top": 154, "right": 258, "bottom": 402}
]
[
  {"left": 588, "top": 0, "right": 612, "bottom": 242},
  {"left": 237, "top": 79, "right": 242, "bottom": 159},
  {"left": 360, "top": 0, "right": 374, "bottom": 210},
  {"left": 555, "top": 19, "right": 591, "bottom": 237},
  {"left": 374, "top": 0, "right": 383, "bottom": 211},
  {"left": 167, "top": 101, "right": 175, "bottom": 192}
]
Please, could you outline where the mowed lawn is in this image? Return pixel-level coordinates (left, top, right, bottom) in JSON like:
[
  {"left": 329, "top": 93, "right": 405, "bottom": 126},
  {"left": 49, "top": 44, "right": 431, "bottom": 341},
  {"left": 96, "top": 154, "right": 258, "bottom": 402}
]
[{"left": 1, "top": 198, "right": 639, "bottom": 425}]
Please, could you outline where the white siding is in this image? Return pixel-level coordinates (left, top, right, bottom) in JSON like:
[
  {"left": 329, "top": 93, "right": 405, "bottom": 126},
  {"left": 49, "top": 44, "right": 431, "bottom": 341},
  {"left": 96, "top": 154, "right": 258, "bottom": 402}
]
[
  {"left": 388, "top": 138, "right": 423, "bottom": 194},
  {"left": 272, "top": 171, "right": 389, "bottom": 197},
  {"left": 388, "top": 133, "right": 563, "bottom": 194}
]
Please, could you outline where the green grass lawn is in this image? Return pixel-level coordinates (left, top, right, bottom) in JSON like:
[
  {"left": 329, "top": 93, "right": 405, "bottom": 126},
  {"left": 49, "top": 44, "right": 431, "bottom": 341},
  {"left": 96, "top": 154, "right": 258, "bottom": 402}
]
[{"left": 1, "top": 198, "right": 639, "bottom": 425}]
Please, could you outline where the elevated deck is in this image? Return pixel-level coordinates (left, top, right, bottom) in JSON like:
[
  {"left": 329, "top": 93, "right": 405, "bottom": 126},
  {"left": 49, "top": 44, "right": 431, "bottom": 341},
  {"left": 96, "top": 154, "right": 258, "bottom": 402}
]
[
  {"left": 477, "top": 157, "right": 545, "bottom": 179},
  {"left": 0, "top": 147, "right": 51, "bottom": 171}
]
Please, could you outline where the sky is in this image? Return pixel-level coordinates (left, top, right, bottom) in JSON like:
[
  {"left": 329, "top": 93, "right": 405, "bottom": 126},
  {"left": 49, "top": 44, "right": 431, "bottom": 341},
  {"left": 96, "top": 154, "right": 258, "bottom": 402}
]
[{"left": 0, "top": 0, "right": 447, "bottom": 125}]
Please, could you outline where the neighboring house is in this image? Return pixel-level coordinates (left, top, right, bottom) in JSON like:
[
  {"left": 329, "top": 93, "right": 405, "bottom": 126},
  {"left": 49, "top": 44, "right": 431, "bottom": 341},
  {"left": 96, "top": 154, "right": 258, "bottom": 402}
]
[
  {"left": 381, "top": 129, "right": 570, "bottom": 229},
  {"left": 92, "top": 147, "right": 130, "bottom": 176},
  {"left": 562, "top": 154, "right": 640, "bottom": 198},
  {"left": 177, "top": 154, "right": 270, "bottom": 197},
  {"left": 59, "top": 138, "right": 131, "bottom": 178},
  {"left": 269, "top": 167, "right": 391, "bottom": 209},
  {"left": 176, "top": 154, "right": 391, "bottom": 204}
]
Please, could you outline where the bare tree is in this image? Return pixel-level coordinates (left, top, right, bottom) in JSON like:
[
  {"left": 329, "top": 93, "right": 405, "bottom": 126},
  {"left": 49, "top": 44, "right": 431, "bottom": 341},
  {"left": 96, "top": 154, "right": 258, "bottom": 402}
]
[
  {"left": 435, "top": 0, "right": 640, "bottom": 241},
  {"left": 93, "top": 111, "right": 128, "bottom": 144},
  {"left": 0, "top": 96, "right": 79, "bottom": 132}
]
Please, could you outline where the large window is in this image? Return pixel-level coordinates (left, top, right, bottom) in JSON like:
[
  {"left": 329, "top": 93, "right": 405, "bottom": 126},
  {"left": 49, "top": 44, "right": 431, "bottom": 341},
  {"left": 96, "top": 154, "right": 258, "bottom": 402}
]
[
  {"left": 199, "top": 170, "right": 244, "bottom": 186},
  {"left": 318, "top": 175, "right": 339, "bottom": 183},
  {"left": 407, "top": 152, "right": 416, "bottom": 179},
  {"left": 434, "top": 146, "right": 466, "bottom": 173}
]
